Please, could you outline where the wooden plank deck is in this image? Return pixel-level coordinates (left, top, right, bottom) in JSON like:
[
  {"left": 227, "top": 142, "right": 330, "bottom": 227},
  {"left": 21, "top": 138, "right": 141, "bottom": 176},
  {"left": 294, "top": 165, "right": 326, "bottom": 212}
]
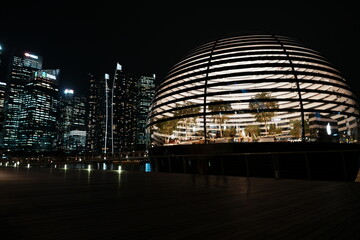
[{"left": 0, "top": 167, "right": 360, "bottom": 239}]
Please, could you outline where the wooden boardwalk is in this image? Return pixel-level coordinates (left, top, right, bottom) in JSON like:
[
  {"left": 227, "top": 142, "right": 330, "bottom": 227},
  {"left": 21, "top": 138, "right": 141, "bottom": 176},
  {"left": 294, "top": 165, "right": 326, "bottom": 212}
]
[{"left": 0, "top": 167, "right": 360, "bottom": 239}]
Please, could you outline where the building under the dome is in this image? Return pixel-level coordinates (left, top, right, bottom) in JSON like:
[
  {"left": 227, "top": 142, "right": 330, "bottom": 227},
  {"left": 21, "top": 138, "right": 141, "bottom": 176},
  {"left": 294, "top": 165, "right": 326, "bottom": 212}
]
[{"left": 147, "top": 34, "right": 360, "bottom": 181}]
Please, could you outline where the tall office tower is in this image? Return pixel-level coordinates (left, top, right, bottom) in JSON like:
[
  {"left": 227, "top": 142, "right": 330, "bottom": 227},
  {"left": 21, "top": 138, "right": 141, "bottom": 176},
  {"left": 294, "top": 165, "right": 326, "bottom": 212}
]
[
  {"left": 0, "top": 45, "right": 6, "bottom": 138},
  {"left": 58, "top": 89, "right": 87, "bottom": 154},
  {"left": 17, "top": 69, "right": 59, "bottom": 152},
  {"left": 2, "top": 52, "right": 43, "bottom": 151},
  {"left": 0, "top": 43, "right": 9, "bottom": 83},
  {"left": 0, "top": 82, "right": 6, "bottom": 139},
  {"left": 86, "top": 74, "right": 105, "bottom": 154},
  {"left": 0, "top": 43, "right": 2, "bottom": 62},
  {"left": 0, "top": 44, "right": 3, "bottom": 81},
  {"left": 86, "top": 65, "right": 153, "bottom": 156},
  {"left": 136, "top": 74, "right": 155, "bottom": 149},
  {"left": 111, "top": 63, "right": 138, "bottom": 154}
]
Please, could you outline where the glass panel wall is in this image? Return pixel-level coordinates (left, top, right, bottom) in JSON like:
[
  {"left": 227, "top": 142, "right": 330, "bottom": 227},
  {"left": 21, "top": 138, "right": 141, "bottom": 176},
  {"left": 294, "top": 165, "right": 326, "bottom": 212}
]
[{"left": 148, "top": 34, "right": 360, "bottom": 146}]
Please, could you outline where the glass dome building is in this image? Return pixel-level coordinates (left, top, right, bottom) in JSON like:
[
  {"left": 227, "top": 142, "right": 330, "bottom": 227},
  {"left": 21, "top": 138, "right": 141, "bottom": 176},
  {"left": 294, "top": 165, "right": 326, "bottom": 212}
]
[{"left": 148, "top": 34, "right": 360, "bottom": 147}]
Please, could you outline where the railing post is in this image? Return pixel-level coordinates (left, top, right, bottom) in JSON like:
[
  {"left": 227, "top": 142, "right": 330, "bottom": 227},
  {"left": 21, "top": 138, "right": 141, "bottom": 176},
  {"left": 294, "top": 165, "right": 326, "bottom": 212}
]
[
  {"left": 168, "top": 155, "right": 171, "bottom": 173},
  {"left": 304, "top": 152, "right": 311, "bottom": 180},
  {"left": 245, "top": 154, "right": 250, "bottom": 178},
  {"left": 272, "top": 153, "right": 279, "bottom": 179},
  {"left": 183, "top": 156, "right": 186, "bottom": 174},
  {"left": 341, "top": 152, "right": 348, "bottom": 181},
  {"left": 220, "top": 156, "right": 224, "bottom": 176},
  {"left": 155, "top": 157, "right": 158, "bottom": 173}
]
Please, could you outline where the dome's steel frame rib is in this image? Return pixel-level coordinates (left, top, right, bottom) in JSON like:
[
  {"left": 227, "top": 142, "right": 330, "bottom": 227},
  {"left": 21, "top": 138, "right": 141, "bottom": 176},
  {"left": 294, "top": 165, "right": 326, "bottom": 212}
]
[
  {"left": 203, "top": 40, "right": 219, "bottom": 143},
  {"left": 274, "top": 35, "right": 306, "bottom": 141}
]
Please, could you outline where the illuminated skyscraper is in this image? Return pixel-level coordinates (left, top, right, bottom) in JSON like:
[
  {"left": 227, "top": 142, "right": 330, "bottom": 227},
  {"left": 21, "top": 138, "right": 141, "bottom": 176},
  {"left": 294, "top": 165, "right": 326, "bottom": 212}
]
[
  {"left": 0, "top": 43, "right": 11, "bottom": 84},
  {"left": 136, "top": 74, "right": 155, "bottom": 149},
  {"left": 2, "top": 52, "right": 43, "bottom": 151},
  {"left": 0, "top": 82, "right": 6, "bottom": 139},
  {"left": 111, "top": 64, "right": 137, "bottom": 154},
  {"left": 17, "top": 69, "right": 59, "bottom": 152},
  {"left": 0, "top": 43, "right": 4, "bottom": 81},
  {"left": 86, "top": 73, "right": 107, "bottom": 154},
  {"left": 86, "top": 64, "right": 155, "bottom": 156},
  {"left": 86, "top": 74, "right": 99, "bottom": 153},
  {"left": 0, "top": 44, "right": 6, "bottom": 139},
  {"left": 58, "top": 89, "right": 87, "bottom": 154}
]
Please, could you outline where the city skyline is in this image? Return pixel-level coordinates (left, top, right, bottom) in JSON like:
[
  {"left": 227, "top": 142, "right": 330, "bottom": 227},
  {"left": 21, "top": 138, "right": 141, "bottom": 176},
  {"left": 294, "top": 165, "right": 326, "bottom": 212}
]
[
  {"left": 0, "top": 3, "right": 359, "bottom": 98},
  {"left": 0, "top": 46, "right": 156, "bottom": 155}
]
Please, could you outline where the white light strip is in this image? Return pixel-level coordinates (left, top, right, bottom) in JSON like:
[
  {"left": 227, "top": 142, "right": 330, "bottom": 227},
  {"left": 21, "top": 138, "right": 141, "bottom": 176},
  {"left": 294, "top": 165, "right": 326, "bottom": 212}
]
[{"left": 24, "top": 52, "right": 39, "bottom": 59}]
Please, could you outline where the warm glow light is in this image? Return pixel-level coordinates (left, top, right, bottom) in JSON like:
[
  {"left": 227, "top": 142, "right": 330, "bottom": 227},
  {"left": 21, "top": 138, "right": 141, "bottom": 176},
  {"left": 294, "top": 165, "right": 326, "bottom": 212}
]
[
  {"left": 64, "top": 164, "right": 67, "bottom": 170},
  {"left": 118, "top": 166, "right": 122, "bottom": 171},
  {"left": 88, "top": 165, "right": 91, "bottom": 171},
  {"left": 242, "top": 130, "right": 246, "bottom": 138}
]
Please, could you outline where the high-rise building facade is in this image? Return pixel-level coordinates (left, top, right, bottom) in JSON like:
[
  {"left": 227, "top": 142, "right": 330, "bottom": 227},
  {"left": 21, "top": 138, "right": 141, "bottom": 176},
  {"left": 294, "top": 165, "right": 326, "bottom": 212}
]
[
  {"left": 86, "top": 74, "right": 106, "bottom": 154},
  {"left": 58, "top": 89, "right": 87, "bottom": 154},
  {"left": 85, "top": 74, "right": 98, "bottom": 153},
  {"left": 0, "top": 44, "right": 6, "bottom": 140},
  {"left": 2, "top": 52, "right": 43, "bottom": 151},
  {"left": 136, "top": 74, "right": 155, "bottom": 149},
  {"left": 86, "top": 64, "right": 156, "bottom": 156},
  {"left": 17, "top": 69, "right": 59, "bottom": 152},
  {"left": 0, "top": 44, "right": 3, "bottom": 63},
  {"left": 111, "top": 64, "right": 137, "bottom": 154},
  {"left": 0, "top": 43, "right": 4, "bottom": 81},
  {"left": 0, "top": 82, "right": 6, "bottom": 140},
  {"left": 0, "top": 43, "right": 7, "bottom": 82}
]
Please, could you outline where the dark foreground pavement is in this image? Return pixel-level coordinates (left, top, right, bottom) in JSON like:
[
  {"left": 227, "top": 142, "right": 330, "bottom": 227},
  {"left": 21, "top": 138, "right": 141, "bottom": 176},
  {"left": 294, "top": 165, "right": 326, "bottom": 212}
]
[{"left": 0, "top": 167, "right": 360, "bottom": 240}]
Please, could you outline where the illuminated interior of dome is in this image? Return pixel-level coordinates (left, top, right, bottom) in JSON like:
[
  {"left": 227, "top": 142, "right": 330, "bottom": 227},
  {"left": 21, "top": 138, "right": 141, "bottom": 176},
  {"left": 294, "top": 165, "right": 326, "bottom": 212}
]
[{"left": 148, "top": 35, "right": 360, "bottom": 146}]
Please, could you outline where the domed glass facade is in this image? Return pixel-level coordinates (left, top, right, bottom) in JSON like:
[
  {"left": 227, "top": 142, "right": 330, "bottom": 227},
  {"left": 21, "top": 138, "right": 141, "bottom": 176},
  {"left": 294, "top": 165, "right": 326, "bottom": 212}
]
[{"left": 148, "top": 34, "right": 360, "bottom": 146}]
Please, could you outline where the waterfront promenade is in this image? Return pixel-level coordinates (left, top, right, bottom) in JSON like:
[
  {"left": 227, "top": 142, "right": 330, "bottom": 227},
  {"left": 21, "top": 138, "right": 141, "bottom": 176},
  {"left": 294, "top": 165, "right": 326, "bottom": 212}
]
[{"left": 0, "top": 167, "right": 360, "bottom": 239}]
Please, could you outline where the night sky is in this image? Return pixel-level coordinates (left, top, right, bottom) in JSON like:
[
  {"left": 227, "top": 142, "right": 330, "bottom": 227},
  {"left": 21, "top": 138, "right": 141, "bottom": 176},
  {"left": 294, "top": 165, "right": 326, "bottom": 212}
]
[{"left": 1, "top": 2, "right": 359, "bottom": 98}]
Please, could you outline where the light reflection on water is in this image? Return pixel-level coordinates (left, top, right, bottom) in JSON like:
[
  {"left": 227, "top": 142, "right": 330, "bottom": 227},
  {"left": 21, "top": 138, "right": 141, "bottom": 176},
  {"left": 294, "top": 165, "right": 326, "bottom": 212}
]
[
  {"left": 87, "top": 167, "right": 91, "bottom": 184},
  {"left": 0, "top": 163, "right": 128, "bottom": 188},
  {"left": 0, "top": 161, "right": 150, "bottom": 174},
  {"left": 0, "top": 161, "right": 150, "bottom": 188}
]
